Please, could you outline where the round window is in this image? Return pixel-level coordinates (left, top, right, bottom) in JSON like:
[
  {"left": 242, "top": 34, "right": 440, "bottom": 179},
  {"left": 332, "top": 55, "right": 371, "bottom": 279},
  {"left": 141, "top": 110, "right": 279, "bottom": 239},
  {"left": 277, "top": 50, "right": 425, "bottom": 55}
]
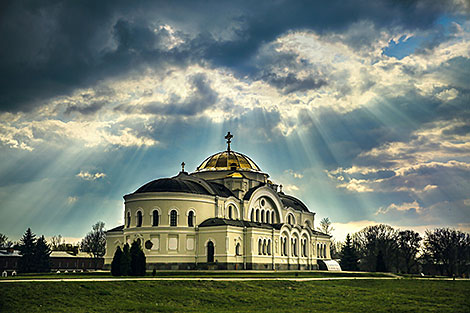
[
  {"left": 145, "top": 240, "right": 153, "bottom": 250},
  {"left": 261, "top": 199, "right": 265, "bottom": 206}
]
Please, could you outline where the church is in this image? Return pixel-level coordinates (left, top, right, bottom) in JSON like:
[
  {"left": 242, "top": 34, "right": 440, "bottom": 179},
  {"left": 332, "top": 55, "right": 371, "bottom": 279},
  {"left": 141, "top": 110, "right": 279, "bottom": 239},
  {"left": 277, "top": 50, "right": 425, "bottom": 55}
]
[{"left": 105, "top": 133, "right": 332, "bottom": 270}]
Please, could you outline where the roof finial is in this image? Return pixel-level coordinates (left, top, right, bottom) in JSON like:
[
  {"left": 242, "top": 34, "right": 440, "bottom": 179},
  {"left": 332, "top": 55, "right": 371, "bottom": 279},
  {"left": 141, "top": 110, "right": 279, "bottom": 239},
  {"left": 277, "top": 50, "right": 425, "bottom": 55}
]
[
  {"left": 279, "top": 184, "right": 283, "bottom": 193},
  {"left": 225, "top": 131, "right": 233, "bottom": 152},
  {"left": 181, "top": 161, "right": 185, "bottom": 172}
]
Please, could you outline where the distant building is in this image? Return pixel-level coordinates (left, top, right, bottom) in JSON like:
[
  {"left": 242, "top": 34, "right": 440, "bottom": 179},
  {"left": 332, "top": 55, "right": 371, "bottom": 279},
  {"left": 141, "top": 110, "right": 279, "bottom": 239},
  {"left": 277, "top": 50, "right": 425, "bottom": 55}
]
[
  {"left": 105, "top": 133, "right": 332, "bottom": 270},
  {"left": 0, "top": 249, "right": 103, "bottom": 273}
]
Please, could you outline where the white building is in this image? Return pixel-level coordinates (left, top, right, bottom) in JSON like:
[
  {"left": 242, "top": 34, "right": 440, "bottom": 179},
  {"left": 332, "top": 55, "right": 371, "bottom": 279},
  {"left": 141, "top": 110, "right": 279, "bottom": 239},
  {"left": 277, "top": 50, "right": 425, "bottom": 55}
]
[{"left": 105, "top": 133, "right": 332, "bottom": 270}]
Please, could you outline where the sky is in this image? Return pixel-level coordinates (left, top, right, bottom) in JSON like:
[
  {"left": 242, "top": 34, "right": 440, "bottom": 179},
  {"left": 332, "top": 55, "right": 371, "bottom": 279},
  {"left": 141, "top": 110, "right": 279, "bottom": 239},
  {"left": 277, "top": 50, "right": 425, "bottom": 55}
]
[{"left": 1, "top": 0, "right": 469, "bottom": 243}]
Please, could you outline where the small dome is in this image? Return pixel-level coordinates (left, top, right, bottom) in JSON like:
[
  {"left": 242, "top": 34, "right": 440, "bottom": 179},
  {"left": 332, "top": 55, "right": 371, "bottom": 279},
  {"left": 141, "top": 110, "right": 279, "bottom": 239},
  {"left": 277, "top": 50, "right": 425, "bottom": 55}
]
[{"left": 196, "top": 151, "right": 261, "bottom": 172}]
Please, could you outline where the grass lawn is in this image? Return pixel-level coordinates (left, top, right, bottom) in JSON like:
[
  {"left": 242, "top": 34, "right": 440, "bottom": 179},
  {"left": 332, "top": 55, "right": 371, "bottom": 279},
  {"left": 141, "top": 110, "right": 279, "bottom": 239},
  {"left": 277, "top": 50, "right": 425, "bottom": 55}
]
[
  {"left": 1, "top": 279, "right": 469, "bottom": 312},
  {"left": 0, "top": 270, "right": 393, "bottom": 280}
]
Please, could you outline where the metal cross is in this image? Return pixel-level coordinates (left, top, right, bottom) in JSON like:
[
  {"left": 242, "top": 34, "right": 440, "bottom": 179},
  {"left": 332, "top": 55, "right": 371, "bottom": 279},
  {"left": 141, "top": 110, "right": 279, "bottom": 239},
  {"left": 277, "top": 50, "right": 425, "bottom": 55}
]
[
  {"left": 225, "top": 132, "right": 233, "bottom": 151},
  {"left": 181, "top": 162, "right": 185, "bottom": 172}
]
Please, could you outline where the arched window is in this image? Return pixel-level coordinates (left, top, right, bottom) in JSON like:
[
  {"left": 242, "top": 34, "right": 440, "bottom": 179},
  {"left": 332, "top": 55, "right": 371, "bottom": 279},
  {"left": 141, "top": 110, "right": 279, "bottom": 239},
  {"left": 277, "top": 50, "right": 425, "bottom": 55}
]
[
  {"left": 258, "top": 239, "right": 262, "bottom": 255},
  {"left": 324, "top": 244, "right": 327, "bottom": 258},
  {"left": 263, "top": 239, "right": 267, "bottom": 255},
  {"left": 256, "top": 209, "right": 260, "bottom": 222},
  {"left": 288, "top": 214, "right": 295, "bottom": 226},
  {"left": 170, "top": 210, "right": 177, "bottom": 226},
  {"left": 266, "top": 212, "right": 270, "bottom": 224},
  {"left": 283, "top": 238, "right": 288, "bottom": 256},
  {"left": 126, "top": 212, "right": 131, "bottom": 228},
  {"left": 250, "top": 209, "right": 254, "bottom": 222},
  {"left": 260, "top": 210, "right": 264, "bottom": 223},
  {"left": 271, "top": 211, "right": 275, "bottom": 223},
  {"left": 152, "top": 210, "right": 159, "bottom": 226},
  {"left": 188, "top": 211, "right": 194, "bottom": 227},
  {"left": 267, "top": 240, "right": 271, "bottom": 255},
  {"left": 228, "top": 206, "right": 233, "bottom": 219},
  {"left": 136, "top": 211, "right": 143, "bottom": 227},
  {"left": 207, "top": 241, "right": 214, "bottom": 263},
  {"left": 236, "top": 243, "right": 241, "bottom": 256}
]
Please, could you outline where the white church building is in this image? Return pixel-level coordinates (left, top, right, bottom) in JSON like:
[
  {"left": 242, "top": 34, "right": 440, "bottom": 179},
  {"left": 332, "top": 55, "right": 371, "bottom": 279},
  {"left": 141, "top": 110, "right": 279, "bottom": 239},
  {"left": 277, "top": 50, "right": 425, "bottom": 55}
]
[{"left": 105, "top": 133, "right": 332, "bottom": 270}]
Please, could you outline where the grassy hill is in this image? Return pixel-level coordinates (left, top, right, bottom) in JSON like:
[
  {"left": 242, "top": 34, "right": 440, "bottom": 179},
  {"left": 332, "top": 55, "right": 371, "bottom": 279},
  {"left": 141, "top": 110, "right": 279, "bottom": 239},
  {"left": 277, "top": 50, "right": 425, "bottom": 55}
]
[{"left": 1, "top": 279, "right": 469, "bottom": 312}]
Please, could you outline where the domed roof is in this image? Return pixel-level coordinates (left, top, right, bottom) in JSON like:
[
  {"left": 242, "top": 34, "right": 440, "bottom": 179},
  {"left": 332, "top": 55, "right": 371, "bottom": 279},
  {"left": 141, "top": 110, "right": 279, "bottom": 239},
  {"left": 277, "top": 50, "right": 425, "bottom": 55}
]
[
  {"left": 132, "top": 175, "right": 234, "bottom": 197},
  {"left": 134, "top": 178, "right": 211, "bottom": 195},
  {"left": 196, "top": 150, "right": 261, "bottom": 172}
]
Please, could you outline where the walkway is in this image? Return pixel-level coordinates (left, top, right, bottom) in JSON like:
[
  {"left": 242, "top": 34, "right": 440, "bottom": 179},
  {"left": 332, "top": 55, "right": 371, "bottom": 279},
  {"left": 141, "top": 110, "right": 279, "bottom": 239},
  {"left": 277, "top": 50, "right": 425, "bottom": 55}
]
[{"left": 1, "top": 276, "right": 467, "bottom": 283}]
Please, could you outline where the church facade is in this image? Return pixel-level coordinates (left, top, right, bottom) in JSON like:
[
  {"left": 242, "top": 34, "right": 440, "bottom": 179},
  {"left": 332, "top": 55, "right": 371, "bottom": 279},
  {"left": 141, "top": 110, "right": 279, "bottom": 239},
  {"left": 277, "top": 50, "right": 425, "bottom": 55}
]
[{"left": 105, "top": 133, "right": 332, "bottom": 270}]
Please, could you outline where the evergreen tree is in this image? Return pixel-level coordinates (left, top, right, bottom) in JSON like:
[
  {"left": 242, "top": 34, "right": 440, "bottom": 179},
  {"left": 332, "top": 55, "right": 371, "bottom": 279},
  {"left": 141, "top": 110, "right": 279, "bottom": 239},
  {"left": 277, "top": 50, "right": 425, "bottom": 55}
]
[
  {"left": 111, "top": 246, "right": 123, "bottom": 276},
  {"left": 120, "top": 243, "right": 131, "bottom": 276},
  {"left": 130, "top": 240, "right": 146, "bottom": 276},
  {"left": 18, "top": 228, "right": 37, "bottom": 273},
  {"left": 339, "top": 234, "right": 359, "bottom": 271},
  {"left": 136, "top": 249, "right": 146, "bottom": 276},
  {"left": 35, "top": 236, "right": 51, "bottom": 273}
]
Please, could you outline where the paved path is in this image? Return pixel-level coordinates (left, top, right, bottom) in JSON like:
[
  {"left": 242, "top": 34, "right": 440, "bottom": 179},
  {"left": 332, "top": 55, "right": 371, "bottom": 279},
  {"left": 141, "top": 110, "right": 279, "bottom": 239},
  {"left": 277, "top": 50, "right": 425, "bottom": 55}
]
[{"left": 1, "top": 276, "right": 467, "bottom": 283}]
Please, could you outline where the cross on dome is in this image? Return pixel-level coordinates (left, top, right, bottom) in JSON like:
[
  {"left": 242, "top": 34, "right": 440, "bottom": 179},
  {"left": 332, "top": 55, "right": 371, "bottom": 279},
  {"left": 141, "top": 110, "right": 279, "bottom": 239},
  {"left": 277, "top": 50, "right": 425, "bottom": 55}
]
[
  {"left": 225, "top": 132, "right": 233, "bottom": 152},
  {"left": 181, "top": 162, "right": 185, "bottom": 172}
]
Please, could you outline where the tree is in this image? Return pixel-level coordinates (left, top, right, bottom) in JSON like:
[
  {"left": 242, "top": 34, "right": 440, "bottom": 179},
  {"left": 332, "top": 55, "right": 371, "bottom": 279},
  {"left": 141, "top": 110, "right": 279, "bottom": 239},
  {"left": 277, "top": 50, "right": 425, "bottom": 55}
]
[
  {"left": 111, "top": 246, "right": 123, "bottom": 276},
  {"left": 120, "top": 243, "right": 131, "bottom": 276},
  {"left": 339, "top": 234, "right": 359, "bottom": 271},
  {"left": 396, "top": 230, "right": 421, "bottom": 273},
  {"left": 353, "top": 224, "right": 398, "bottom": 272},
  {"left": 0, "top": 233, "right": 13, "bottom": 249},
  {"left": 130, "top": 240, "right": 146, "bottom": 276},
  {"left": 319, "top": 217, "right": 334, "bottom": 235},
  {"left": 18, "top": 228, "right": 37, "bottom": 273},
  {"left": 375, "top": 250, "right": 387, "bottom": 272},
  {"left": 80, "top": 221, "right": 106, "bottom": 258},
  {"left": 35, "top": 236, "right": 51, "bottom": 273},
  {"left": 50, "top": 235, "right": 65, "bottom": 250},
  {"left": 422, "top": 228, "right": 469, "bottom": 277}
]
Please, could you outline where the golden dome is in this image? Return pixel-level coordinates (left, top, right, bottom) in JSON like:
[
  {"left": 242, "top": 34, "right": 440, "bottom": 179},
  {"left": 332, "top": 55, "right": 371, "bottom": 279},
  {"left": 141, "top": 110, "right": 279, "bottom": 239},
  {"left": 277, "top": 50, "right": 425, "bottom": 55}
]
[{"left": 196, "top": 151, "right": 261, "bottom": 172}]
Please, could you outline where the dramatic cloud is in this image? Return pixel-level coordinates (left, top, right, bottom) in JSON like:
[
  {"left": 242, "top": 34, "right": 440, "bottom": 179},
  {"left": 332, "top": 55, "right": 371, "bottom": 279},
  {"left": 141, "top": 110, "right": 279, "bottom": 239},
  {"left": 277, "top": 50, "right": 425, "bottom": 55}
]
[{"left": 0, "top": 0, "right": 469, "bottom": 240}]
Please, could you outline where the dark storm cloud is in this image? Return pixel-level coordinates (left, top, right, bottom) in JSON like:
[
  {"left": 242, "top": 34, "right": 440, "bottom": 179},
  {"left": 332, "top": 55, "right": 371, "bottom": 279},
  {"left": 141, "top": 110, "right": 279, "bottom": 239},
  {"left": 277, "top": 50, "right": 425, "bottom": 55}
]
[
  {"left": 263, "top": 73, "right": 327, "bottom": 94},
  {"left": 0, "top": 0, "right": 466, "bottom": 113},
  {"left": 141, "top": 73, "right": 219, "bottom": 116}
]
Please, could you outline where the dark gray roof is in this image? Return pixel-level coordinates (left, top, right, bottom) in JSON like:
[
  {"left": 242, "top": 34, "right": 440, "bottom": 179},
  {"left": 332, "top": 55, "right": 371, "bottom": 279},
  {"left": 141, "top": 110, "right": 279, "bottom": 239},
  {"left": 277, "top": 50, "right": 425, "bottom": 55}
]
[
  {"left": 243, "top": 184, "right": 265, "bottom": 200},
  {"left": 279, "top": 194, "right": 310, "bottom": 212},
  {"left": 207, "top": 182, "right": 235, "bottom": 198},
  {"left": 135, "top": 178, "right": 211, "bottom": 195},
  {"left": 199, "top": 218, "right": 281, "bottom": 229},
  {"left": 107, "top": 225, "right": 124, "bottom": 232},
  {"left": 132, "top": 174, "right": 234, "bottom": 198}
]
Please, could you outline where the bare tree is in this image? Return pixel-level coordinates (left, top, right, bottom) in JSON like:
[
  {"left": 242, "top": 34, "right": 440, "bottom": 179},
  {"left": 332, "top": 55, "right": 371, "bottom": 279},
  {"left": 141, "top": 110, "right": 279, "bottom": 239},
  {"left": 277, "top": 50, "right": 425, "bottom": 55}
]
[
  {"left": 319, "top": 217, "right": 334, "bottom": 235},
  {"left": 0, "top": 233, "right": 13, "bottom": 249},
  {"left": 353, "top": 224, "right": 398, "bottom": 272},
  {"left": 50, "top": 235, "right": 64, "bottom": 250},
  {"left": 423, "top": 228, "right": 469, "bottom": 277},
  {"left": 397, "top": 230, "right": 421, "bottom": 273},
  {"left": 80, "top": 221, "right": 106, "bottom": 258}
]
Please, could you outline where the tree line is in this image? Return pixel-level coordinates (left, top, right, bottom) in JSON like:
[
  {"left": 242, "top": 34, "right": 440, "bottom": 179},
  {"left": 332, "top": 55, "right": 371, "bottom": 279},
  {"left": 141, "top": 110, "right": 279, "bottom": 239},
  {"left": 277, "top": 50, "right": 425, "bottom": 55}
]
[
  {"left": 339, "top": 224, "right": 470, "bottom": 277},
  {"left": 111, "top": 240, "right": 146, "bottom": 276},
  {"left": 0, "top": 222, "right": 106, "bottom": 273}
]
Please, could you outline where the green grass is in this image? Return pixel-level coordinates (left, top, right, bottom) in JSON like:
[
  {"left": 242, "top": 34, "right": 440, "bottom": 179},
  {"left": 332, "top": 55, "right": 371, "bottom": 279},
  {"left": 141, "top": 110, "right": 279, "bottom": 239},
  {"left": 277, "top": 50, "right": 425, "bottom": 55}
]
[
  {"left": 1, "top": 279, "right": 469, "bottom": 312},
  {"left": 0, "top": 270, "right": 392, "bottom": 280}
]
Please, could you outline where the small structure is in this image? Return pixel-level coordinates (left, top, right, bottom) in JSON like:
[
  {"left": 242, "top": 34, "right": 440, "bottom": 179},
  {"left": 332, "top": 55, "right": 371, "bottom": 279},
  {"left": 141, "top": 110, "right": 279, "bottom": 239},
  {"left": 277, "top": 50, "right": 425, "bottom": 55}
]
[{"left": 0, "top": 249, "right": 104, "bottom": 273}]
